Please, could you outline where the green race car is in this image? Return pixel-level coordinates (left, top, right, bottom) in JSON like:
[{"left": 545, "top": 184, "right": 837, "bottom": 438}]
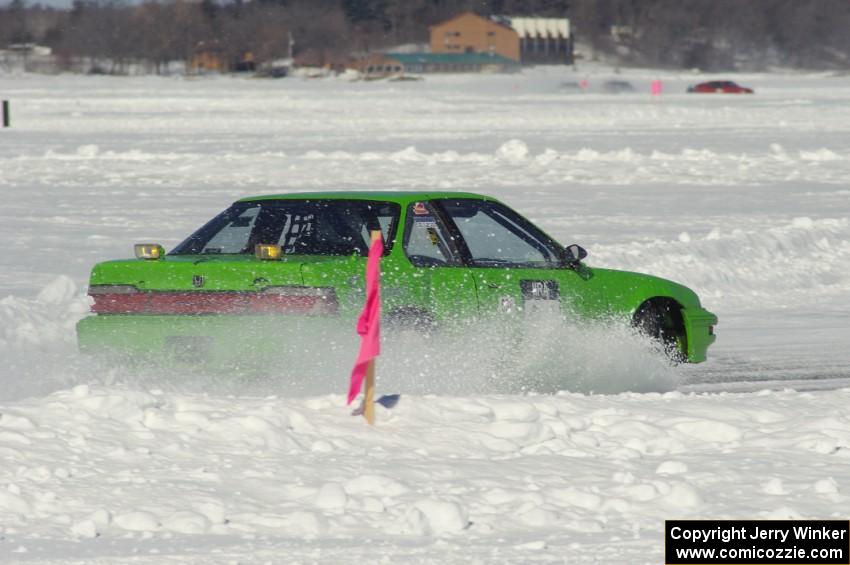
[{"left": 77, "top": 192, "right": 716, "bottom": 365}]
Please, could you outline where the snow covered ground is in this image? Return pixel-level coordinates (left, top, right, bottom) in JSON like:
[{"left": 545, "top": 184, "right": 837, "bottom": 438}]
[{"left": 0, "top": 67, "right": 849, "bottom": 563}]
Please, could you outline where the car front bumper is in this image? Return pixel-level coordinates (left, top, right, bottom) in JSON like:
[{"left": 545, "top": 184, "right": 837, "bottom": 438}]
[{"left": 682, "top": 307, "right": 717, "bottom": 363}]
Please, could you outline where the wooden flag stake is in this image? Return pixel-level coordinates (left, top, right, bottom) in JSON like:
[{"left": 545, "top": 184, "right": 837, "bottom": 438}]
[{"left": 363, "top": 359, "right": 376, "bottom": 425}]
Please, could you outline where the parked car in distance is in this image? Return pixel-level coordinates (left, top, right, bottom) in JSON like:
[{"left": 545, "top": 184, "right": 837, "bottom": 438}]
[
  {"left": 602, "top": 80, "right": 636, "bottom": 93},
  {"left": 76, "top": 192, "right": 717, "bottom": 367},
  {"left": 558, "top": 80, "right": 584, "bottom": 93},
  {"left": 687, "top": 80, "right": 754, "bottom": 94}
]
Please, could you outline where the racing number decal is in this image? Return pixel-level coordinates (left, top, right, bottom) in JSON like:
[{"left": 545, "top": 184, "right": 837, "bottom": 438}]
[
  {"left": 520, "top": 280, "right": 560, "bottom": 316},
  {"left": 521, "top": 280, "right": 560, "bottom": 301}
]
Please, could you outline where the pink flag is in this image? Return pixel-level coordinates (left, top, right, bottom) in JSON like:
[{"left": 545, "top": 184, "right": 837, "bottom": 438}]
[
  {"left": 651, "top": 79, "right": 663, "bottom": 96},
  {"left": 347, "top": 234, "right": 383, "bottom": 404}
]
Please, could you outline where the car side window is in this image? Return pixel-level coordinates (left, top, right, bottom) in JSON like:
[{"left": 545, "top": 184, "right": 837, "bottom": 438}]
[
  {"left": 440, "top": 199, "right": 561, "bottom": 268},
  {"left": 403, "top": 201, "right": 460, "bottom": 267}
]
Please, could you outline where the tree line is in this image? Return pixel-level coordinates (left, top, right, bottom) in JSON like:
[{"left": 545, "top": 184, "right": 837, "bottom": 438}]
[{"left": 1, "top": 0, "right": 848, "bottom": 73}]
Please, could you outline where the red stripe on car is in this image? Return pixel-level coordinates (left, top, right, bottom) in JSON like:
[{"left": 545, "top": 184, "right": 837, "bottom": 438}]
[{"left": 91, "top": 292, "right": 336, "bottom": 315}]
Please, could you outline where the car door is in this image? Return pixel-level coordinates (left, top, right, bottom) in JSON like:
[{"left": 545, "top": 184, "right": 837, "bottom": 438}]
[
  {"left": 398, "top": 200, "right": 479, "bottom": 322},
  {"left": 434, "top": 198, "right": 604, "bottom": 320}
]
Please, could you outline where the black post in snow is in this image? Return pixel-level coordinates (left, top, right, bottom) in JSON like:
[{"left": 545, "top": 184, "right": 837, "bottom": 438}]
[{"left": 2, "top": 100, "right": 9, "bottom": 128}]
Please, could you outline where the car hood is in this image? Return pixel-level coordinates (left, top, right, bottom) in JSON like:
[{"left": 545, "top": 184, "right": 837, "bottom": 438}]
[{"left": 590, "top": 267, "right": 702, "bottom": 310}]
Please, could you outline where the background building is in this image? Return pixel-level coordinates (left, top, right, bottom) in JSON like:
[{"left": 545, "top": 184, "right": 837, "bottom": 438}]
[
  {"left": 496, "top": 16, "right": 573, "bottom": 64},
  {"left": 429, "top": 12, "right": 572, "bottom": 65},
  {"left": 430, "top": 12, "right": 520, "bottom": 61}
]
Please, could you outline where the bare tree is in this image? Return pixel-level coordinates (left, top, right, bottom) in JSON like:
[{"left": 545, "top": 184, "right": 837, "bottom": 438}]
[{"left": 8, "top": 0, "right": 850, "bottom": 74}]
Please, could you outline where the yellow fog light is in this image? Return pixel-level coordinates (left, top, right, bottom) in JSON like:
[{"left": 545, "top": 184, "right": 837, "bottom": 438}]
[
  {"left": 134, "top": 243, "right": 164, "bottom": 260},
  {"left": 255, "top": 243, "right": 282, "bottom": 261}
]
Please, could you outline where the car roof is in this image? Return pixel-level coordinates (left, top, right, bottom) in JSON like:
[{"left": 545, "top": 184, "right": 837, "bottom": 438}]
[{"left": 238, "top": 191, "right": 495, "bottom": 204}]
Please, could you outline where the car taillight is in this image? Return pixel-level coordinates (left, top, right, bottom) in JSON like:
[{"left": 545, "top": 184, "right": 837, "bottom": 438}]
[
  {"left": 88, "top": 285, "right": 338, "bottom": 315},
  {"left": 89, "top": 285, "right": 147, "bottom": 314}
]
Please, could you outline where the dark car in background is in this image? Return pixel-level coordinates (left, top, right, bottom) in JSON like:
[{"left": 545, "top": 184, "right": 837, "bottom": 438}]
[
  {"left": 602, "top": 80, "right": 636, "bottom": 93},
  {"left": 687, "top": 80, "right": 754, "bottom": 94}
]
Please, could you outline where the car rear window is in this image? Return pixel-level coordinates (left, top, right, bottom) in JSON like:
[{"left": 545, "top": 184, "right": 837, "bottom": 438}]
[{"left": 170, "top": 199, "right": 400, "bottom": 256}]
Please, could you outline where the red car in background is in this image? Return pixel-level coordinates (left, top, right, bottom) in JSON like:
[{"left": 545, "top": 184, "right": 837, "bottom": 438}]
[{"left": 687, "top": 80, "right": 754, "bottom": 94}]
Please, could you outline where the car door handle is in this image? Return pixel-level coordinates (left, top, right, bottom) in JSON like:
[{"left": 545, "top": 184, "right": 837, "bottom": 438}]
[{"left": 485, "top": 282, "right": 500, "bottom": 289}]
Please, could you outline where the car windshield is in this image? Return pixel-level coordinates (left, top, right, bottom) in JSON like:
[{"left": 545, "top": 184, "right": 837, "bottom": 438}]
[{"left": 170, "top": 199, "right": 400, "bottom": 256}]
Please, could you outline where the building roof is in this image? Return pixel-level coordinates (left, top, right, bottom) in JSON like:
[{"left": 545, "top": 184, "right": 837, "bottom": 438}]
[
  {"left": 496, "top": 16, "right": 570, "bottom": 39},
  {"left": 384, "top": 52, "right": 520, "bottom": 66},
  {"left": 430, "top": 11, "right": 515, "bottom": 33}
]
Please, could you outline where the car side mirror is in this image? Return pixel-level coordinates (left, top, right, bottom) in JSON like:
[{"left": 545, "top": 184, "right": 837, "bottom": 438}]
[{"left": 563, "top": 244, "right": 587, "bottom": 265}]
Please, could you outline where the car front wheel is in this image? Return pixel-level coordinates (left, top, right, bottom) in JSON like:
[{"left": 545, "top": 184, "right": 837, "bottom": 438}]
[{"left": 633, "top": 300, "right": 686, "bottom": 362}]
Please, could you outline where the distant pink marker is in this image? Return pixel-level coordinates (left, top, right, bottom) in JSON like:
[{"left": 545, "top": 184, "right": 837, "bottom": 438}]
[{"left": 651, "top": 79, "right": 663, "bottom": 96}]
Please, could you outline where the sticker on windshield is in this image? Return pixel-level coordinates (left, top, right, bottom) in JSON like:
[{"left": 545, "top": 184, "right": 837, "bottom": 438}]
[
  {"left": 412, "top": 202, "right": 429, "bottom": 215},
  {"left": 426, "top": 227, "right": 440, "bottom": 246},
  {"left": 413, "top": 216, "right": 437, "bottom": 228}
]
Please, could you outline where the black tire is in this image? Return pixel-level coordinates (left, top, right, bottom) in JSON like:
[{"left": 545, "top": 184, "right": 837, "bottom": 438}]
[{"left": 633, "top": 301, "right": 686, "bottom": 363}]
